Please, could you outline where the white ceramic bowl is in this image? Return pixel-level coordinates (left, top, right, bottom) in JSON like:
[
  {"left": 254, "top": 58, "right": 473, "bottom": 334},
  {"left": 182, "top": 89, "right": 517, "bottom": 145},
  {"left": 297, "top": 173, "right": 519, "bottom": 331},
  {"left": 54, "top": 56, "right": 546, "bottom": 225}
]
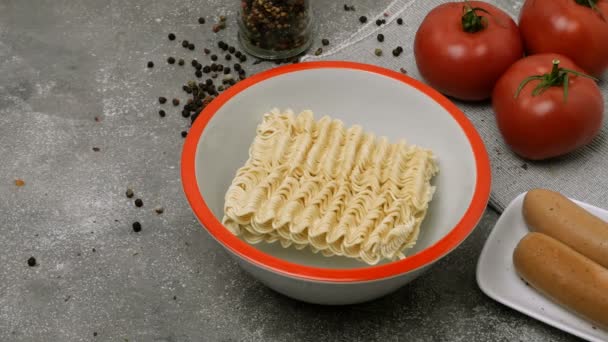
[{"left": 182, "top": 61, "right": 491, "bottom": 305}]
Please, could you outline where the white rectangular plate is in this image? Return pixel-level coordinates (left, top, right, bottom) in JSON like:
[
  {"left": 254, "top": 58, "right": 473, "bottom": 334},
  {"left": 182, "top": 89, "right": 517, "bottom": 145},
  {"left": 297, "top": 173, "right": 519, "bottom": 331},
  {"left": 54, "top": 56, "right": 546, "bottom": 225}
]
[{"left": 477, "top": 192, "right": 608, "bottom": 342}]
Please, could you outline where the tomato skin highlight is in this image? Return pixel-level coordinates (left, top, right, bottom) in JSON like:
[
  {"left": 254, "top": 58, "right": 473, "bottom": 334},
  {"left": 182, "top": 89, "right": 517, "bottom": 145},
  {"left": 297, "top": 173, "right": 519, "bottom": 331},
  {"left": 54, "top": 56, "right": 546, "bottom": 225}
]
[
  {"left": 519, "top": 0, "right": 608, "bottom": 77},
  {"left": 414, "top": 1, "right": 524, "bottom": 101},
  {"left": 492, "top": 54, "right": 604, "bottom": 160}
]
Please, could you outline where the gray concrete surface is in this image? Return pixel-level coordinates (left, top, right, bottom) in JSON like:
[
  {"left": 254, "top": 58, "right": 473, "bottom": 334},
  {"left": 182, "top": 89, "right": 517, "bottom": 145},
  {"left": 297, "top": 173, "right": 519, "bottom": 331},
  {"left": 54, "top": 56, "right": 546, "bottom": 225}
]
[{"left": 0, "top": 1, "right": 581, "bottom": 341}]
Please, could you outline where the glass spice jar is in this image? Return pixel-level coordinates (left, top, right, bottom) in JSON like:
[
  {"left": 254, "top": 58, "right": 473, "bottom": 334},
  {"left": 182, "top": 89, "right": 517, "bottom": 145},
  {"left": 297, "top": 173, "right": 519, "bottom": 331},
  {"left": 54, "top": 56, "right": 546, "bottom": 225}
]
[{"left": 238, "top": 0, "right": 313, "bottom": 60}]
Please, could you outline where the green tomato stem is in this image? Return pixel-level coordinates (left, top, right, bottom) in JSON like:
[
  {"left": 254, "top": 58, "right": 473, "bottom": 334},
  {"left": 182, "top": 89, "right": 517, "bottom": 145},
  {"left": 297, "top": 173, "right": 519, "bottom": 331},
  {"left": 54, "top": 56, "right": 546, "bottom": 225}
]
[
  {"left": 575, "top": 0, "right": 599, "bottom": 7},
  {"left": 461, "top": 1, "right": 490, "bottom": 33},
  {"left": 514, "top": 59, "right": 598, "bottom": 103}
]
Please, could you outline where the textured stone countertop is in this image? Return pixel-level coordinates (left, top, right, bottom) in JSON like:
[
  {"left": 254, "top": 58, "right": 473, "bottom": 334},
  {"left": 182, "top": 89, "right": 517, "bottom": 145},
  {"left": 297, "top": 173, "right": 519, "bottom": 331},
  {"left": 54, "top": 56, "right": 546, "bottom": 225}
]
[{"left": 0, "top": 1, "right": 581, "bottom": 341}]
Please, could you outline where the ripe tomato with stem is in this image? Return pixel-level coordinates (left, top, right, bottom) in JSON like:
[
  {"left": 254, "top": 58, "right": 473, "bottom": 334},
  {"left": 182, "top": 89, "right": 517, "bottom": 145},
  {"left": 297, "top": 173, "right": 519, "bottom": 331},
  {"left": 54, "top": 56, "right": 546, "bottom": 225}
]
[
  {"left": 492, "top": 54, "right": 604, "bottom": 160},
  {"left": 414, "top": 1, "right": 524, "bottom": 101}
]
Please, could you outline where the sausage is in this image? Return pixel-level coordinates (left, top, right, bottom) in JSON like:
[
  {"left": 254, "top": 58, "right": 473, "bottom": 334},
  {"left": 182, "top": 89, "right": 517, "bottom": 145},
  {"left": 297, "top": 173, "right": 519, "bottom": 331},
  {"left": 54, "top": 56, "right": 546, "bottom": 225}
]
[
  {"left": 513, "top": 232, "right": 608, "bottom": 328},
  {"left": 523, "top": 188, "right": 608, "bottom": 269}
]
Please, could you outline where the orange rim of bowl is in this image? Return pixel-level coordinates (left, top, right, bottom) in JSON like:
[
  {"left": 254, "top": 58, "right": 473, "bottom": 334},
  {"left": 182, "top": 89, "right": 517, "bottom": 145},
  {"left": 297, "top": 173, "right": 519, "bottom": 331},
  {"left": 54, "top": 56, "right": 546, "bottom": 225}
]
[{"left": 181, "top": 61, "right": 491, "bottom": 283}]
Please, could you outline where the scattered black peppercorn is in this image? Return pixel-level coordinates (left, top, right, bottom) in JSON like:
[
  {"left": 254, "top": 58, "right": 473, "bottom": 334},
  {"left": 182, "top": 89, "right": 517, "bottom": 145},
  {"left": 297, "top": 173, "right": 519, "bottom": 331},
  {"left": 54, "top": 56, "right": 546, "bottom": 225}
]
[
  {"left": 182, "top": 40, "right": 189, "bottom": 48},
  {"left": 168, "top": 33, "right": 176, "bottom": 40},
  {"left": 198, "top": 17, "right": 206, "bottom": 24},
  {"left": 172, "top": 98, "right": 180, "bottom": 106},
  {"left": 204, "top": 48, "right": 211, "bottom": 55},
  {"left": 234, "top": 63, "right": 242, "bottom": 71},
  {"left": 188, "top": 43, "right": 195, "bottom": 50},
  {"left": 239, "top": 55, "right": 247, "bottom": 62},
  {"left": 322, "top": 39, "right": 329, "bottom": 46},
  {"left": 376, "top": 19, "right": 383, "bottom": 26},
  {"left": 344, "top": 4, "right": 349, "bottom": 11},
  {"left": 191, "top": 59, "right": 198, "bottom": 67},
  {"left": 224, "top": 67, "right": 231, "bottom": 74},
  {"left": 126, "top": 188, "right": 134, "bottom": 198},
  {"left": 377, "top": 34, "right": 384, "bottom": 42},
  {"left": 167, "top": 57, "right": 176, "bottom": 64},
  {"left": 190, "top": 112, "right": 199, "bottom": 122},
  {"left": 27, "top": 257, "right": 36, "bottom": 267},
  {"left": 182, "top": 109, "right": 190, "bottom": 118},
  {"left": 397, "top": 18, "right": 403, "bottom": 25},
  {"left": 225, "top": 54, "right": 231, "bottom": 61},
  {"left": 178, "top": 58, "right": 185, "bottom": 66},
  {"left": 195, "top": 70, "right": 202, "bottom": 78},
  {"left": 211, "top": 54, "right": 218, "bottom": 61},
  {"left": 392, "top": 46, "right": 403, "bottom": 57},
  {"left": 93, "top": 332, "right": 98, "bottom": 337},
  {"left": 195, "top": 64, "right": 202, "bottom": 70},
  {"left": 211, "top": 64, "right": 218, "bottom": 72},
  {"left": 159, "top": 97, "right": 167, "bottom": 104},
  {"left": 159, "top": 110, "right": 166, "bottom": 117},
  {"left": 132, "top": 221, "right": 142, "bottom": 232},
  {"left": 183, "top": 85, "right": 191, "bottom": 93},
  {"left": 92, "top": 147, "right": 100, "bottom": 152},
  {"left": 228, "top": 46, "right": 235, "bottom": 54},
  {"left": 181, "top": 131, "right": 188, "bottom": 138},
  {"left": 147, "top": 61, "right": 154, "bottom": 68},
  {"left": 235, "top": 51, "right": 242, "bottom": 58},
  {"left": 206, "top": 79, "right": 213, "bottom": 86},
  {"left": 203, "top": 65, "right": 211, "bottom": 73},
  {"left": 134, "top": 198, "right": 143, "bottom": 207},
  {"left": 217, "top": 64, "right": 224, "bottom": 72},
  {"left": 359, "top": 16, "right": 367, "bottom": 23}
]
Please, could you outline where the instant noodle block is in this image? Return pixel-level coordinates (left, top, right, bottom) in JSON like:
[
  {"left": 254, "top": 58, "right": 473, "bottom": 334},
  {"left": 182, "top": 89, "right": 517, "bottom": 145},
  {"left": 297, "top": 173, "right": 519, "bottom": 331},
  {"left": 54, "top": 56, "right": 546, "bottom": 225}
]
[{"left": 223, "top": 109, "right": 439, "bottom": 265}]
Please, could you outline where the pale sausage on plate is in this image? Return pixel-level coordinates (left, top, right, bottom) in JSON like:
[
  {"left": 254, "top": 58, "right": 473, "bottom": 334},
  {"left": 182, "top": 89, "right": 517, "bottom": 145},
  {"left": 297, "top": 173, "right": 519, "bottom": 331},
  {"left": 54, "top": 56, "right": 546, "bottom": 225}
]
[
  {"left": 513, "top": 232, "right": 608, "bottom": 329},
  {"left": 522, "top": 188, "right": 608, "bottom": 269}
]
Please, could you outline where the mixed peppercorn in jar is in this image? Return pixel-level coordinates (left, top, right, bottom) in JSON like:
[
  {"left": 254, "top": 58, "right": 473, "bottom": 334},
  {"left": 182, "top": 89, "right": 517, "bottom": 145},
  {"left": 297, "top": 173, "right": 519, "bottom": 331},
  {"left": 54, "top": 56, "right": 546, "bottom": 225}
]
[{"left": 238, "top": 0, "right": 313, "bottom": 59}]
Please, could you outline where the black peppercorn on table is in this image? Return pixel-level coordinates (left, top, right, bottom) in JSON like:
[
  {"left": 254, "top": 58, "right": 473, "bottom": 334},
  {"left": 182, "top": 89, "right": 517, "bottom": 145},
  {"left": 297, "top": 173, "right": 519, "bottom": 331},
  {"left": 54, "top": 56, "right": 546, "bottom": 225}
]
[{"left": 0, "top": 0, "right": 581, "bottom": 341}]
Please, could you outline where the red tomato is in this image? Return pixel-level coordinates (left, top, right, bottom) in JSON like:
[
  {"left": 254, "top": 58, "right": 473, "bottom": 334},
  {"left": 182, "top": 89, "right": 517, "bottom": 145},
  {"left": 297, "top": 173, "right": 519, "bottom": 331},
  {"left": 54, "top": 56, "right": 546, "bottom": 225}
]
[
  {"left": 492, "top": 54, "right": 604, "bottom": 160},
  {"left": 519, "top": 0, "right": 608, "bottom": 77},
  {"left": 414, "top": 1, "right": 523, "bottom": 101}
]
